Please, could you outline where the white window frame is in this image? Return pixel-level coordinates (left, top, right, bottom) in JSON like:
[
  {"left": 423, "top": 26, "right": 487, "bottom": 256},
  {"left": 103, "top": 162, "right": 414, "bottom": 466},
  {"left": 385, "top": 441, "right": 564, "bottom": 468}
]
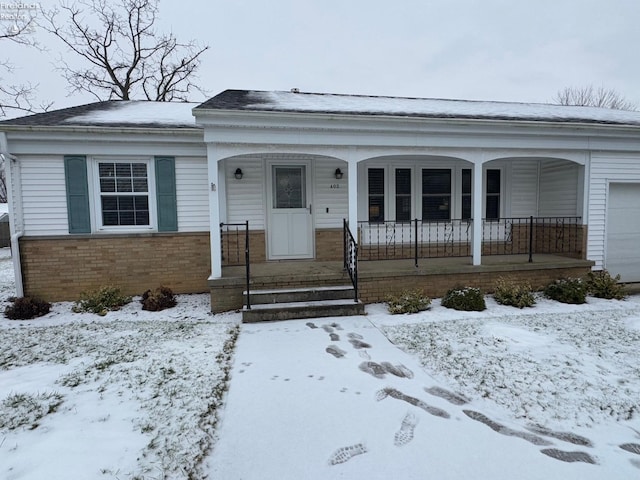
[{"left": 89, "top": 157, "right": 157, "bottom": 232}]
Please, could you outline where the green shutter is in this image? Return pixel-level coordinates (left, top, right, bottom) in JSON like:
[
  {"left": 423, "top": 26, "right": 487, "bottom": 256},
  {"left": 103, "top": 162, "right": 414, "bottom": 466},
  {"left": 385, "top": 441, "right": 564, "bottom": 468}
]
[
  {"left": 64, "top": 156, "right": 91, "bottom": 234},
  {"left": 155, "top": 156, "right": 178, "bottom": 232}
]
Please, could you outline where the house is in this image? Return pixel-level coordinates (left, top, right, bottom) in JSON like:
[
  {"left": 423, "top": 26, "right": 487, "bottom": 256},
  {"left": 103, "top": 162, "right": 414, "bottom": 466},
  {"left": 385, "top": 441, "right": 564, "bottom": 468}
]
[{"left": 1, "top": 89, "right": 640, "bottom": 313}]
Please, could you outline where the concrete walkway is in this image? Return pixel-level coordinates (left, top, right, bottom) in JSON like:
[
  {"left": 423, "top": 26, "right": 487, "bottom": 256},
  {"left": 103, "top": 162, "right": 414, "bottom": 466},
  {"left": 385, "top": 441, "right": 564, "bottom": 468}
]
[{"left": 205, "top": 314, "right": 606, "bottom": 480}]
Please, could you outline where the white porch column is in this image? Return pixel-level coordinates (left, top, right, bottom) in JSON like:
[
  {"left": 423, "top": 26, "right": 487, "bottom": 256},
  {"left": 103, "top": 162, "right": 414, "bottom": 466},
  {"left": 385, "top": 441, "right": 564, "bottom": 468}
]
[
  {"left": 347, "top": 158, "right": 358, "bottom": 238},
  {"left": 207, "top": 144, "right": 224, "bottom": 278},
  {"left": 472, "top": 161, "right": 483, "bottom": 265}
]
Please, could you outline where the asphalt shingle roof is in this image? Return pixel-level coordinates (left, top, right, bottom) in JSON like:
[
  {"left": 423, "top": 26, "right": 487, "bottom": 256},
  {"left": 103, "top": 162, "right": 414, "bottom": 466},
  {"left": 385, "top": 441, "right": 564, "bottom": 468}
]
[{"left": 195, "top": 89, "right": 640, "bottom": 127}]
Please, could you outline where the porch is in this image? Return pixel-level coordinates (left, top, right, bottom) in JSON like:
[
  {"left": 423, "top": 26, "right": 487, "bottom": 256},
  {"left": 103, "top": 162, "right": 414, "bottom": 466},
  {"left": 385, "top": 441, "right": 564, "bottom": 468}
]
[{"left": 209, "top": 253, "right": 594, "bottom": 313}]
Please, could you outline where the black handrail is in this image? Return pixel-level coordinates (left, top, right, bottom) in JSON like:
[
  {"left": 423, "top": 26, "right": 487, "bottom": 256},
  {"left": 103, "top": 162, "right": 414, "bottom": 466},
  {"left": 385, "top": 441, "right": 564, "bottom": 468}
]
[
  {"left": 220, "top": 221, "right": 251, "bottom": 310},
  {"left": 343, "top": 219, "right": 359, "bottom": 303}
]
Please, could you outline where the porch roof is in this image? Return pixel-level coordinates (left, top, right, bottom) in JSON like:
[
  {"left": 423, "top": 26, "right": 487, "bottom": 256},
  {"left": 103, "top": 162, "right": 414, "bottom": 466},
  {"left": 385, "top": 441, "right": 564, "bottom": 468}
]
[{"left": 196, "top": 89, "right": 640, "bottom": 127}]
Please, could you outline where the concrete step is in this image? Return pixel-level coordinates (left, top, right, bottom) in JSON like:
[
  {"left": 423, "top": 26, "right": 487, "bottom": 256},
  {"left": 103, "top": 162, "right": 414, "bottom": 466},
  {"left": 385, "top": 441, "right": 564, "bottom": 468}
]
[
  {"left": 245, "top": 285, "right": 356, "bottom": 304},
  {"left": 242, "top": 298, "right": 365, "bottom": 322}
]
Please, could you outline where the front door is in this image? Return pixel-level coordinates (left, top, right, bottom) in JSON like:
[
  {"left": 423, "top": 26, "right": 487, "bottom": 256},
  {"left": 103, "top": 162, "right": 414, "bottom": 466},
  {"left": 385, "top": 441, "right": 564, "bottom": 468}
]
[{"left": 267, "top": 163, "right": 314, "bottom": 259}]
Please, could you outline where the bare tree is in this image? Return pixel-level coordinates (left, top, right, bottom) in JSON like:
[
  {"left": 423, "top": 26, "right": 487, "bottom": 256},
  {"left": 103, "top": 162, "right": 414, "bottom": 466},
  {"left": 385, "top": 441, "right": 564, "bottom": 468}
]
[
  {"left": 40, "top": 0, "right": 209, "bottom": 101},
  {"left": 0, "top": 9, "right": 49, "bottom": 117},
  {"left": 554, "top": 85, "right": 636, "bottom": 111}
]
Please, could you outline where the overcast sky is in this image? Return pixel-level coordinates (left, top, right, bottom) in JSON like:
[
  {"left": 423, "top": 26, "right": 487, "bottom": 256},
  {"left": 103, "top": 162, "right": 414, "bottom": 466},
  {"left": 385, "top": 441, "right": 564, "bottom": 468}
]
[{"left": 2, "top": 0, "right": 640, "bottom": 113}]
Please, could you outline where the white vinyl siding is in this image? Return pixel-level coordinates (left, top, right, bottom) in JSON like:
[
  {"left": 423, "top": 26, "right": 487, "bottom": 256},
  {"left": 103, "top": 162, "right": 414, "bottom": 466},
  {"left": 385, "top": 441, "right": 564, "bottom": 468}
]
[
  {"left": 21, "top": 156, "right": 69, "bottom": 236},
  {"left": 225, "top": 157, "right": 266, "bottom": 229},
  {"left": 175, "top": 156, "right": 209, "bottom": 231},
  {"left": 538, "top": 160, "right": 579, "bottom": 217},
  {"left": 510, "top": 160, "right": 539, "bottom": 217},
  {"left": 314, "top": 159, "right": 348, "bottom": 229},
  {"left": 589, "top": 153, "right": 640, "bottom": 270}
]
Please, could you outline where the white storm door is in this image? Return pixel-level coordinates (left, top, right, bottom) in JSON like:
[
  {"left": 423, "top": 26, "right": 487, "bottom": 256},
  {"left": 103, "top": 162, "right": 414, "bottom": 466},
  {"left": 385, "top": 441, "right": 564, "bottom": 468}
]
[{"left": 268, "top": 163, "right": 313, "bottom": 259}]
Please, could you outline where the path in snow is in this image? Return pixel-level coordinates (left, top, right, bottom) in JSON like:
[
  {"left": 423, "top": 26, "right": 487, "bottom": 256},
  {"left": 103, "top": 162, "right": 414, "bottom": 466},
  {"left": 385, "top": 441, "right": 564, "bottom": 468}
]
[{"left": 318, "top": 319, "right": 599, "bottom": 468}]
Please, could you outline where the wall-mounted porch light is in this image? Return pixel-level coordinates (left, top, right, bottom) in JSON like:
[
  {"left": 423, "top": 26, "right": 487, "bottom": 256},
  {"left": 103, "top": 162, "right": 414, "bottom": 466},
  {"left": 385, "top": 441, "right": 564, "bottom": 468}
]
[
  {"left": 234, "top": 168, "right": 243, "bottom": 180},
  {"left": 334, "top": 168, "right": 343, "bottom": 179}
]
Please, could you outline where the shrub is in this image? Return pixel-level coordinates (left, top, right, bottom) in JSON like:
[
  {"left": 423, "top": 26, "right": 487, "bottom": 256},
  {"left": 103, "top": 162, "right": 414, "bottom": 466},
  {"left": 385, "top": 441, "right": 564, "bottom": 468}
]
[
  {"left": 493, "top": 278, "right": 536, "bottom": 309},
  {"left": 72, "top": 286, "right": 131, "bottom": 315},
  {"left": 141, "top": 286, "right": 177, "bottom": 311},
  {"left": 4, "top": 297, "right": 51, "bottom": 320},
  {"left": 441, "top": 286, "right": 486, "bottom": 311},
  {"left": 544, "top": 277, "right": 587, "bottom": 304},
  {"left": 386, "top": 289, "right": 431, "bottom": 314},
  {"left": 586, "top": 270, "right": 626, "bottom": 300}
]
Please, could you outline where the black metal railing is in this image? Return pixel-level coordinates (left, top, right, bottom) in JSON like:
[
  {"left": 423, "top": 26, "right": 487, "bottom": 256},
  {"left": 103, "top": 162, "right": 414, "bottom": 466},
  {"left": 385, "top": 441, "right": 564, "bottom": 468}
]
[
  {"left": 358, "top": 219, "right": 472, "bottom": 266},
  {"left": 357, "top": 216, "right": 583, "bottom": 265},
  {"left": 220, "top": 221, "right": 251, "bottom": 309},
  {"left": 343, "top": 219, "right": 359, "bottom": 303},
  {"left": 482, "top": 216, "right": 583, "bottom": 260}
]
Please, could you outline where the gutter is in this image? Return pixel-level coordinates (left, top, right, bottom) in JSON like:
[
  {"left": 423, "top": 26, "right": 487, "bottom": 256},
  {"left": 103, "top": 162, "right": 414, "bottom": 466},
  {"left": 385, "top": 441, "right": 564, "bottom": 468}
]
[{"left": 0, "top": 132, "right": 24, "bottom": 297}]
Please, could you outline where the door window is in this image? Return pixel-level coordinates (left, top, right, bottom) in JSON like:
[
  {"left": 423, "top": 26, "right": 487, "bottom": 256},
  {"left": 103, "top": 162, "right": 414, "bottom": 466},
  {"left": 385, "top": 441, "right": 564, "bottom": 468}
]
[{"left": 273, "top": 166, "right": 306, "bottom": 208}]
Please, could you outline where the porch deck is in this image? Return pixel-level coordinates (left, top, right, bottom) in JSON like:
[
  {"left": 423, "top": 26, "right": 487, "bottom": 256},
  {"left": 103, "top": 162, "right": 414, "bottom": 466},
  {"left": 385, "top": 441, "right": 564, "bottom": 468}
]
[{"left": 210, "top": 254, "right": 595, "bottom": 312}]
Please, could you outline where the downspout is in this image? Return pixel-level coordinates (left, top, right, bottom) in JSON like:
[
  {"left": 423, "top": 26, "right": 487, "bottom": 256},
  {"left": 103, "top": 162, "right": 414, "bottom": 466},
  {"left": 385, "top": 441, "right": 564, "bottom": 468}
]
[{"left": 0, "top": 133, "right": 24, "bottom": 297}]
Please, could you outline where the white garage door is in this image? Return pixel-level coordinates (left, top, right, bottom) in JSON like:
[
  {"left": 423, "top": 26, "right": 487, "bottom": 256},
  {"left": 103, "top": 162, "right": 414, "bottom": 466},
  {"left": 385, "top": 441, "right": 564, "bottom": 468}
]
[{"left": 607, "top": 183, "right": 640, "bottom": 282}]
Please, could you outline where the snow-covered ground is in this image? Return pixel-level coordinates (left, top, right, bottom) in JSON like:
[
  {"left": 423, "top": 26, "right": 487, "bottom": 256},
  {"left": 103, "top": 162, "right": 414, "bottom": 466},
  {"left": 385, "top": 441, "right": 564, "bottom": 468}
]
[{"left": 2, "top": 247, "right": 640, "bottom": 479}]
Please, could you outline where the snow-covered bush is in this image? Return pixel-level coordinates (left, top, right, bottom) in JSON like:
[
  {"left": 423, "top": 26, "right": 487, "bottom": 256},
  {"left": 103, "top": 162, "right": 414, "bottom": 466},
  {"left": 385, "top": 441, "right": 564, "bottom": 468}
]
[
  {"left": 493, "top": 278, "right": 536, "bottom": 309},
  {"left": 141, "top": 286, "right": 177, "bottom": 311},
  {"left": 441, "top": 286, "right": 486, "bottom": 311},
  {"left": 544, "top": 277, "right": 587, "bottom": 304},
  {"left": 586, "top": 270, "right": 626, "bottom": 300},
  {"left": 4, "top": 296, "right": 51, "bottom": 320},
  {"left": 73, "top": 286, "right": 131, "bottom": 315},
  {"left": 385, "top": 289, "right": 431, "bottom": 314}
]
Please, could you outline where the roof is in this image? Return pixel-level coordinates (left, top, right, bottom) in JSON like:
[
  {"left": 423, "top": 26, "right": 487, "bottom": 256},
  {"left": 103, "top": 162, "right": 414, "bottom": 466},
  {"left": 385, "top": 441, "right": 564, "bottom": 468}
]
[
  {"left": 195, "top": 89, "right": 640, "bottom": 127},
  {"left": 0, "top": 100, "right": 200, "bottom": 129}
]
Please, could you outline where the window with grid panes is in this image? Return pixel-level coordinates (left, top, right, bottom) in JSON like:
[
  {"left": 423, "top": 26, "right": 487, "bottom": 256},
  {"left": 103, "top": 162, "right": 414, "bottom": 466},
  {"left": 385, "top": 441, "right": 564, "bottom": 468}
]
[{"left": 98, "top": 161, "right": 150, "bottom": 226}]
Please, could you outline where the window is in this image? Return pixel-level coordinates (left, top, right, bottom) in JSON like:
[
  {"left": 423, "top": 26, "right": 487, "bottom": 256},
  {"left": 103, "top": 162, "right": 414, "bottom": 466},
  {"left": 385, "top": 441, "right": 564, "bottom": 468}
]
[
  {"left": 368, "top": 168, "right": 385, "bottom": 222},
  {"left": 97, "top": 161, "right": 151, "bottom": 228},
  {"left": 422, "top": 169, "right": 451, "bottom": 221},
  {"left": 462, "top": 169, "right": 472, "bottom": 220},
  {"left": 486, "top": 169, "right": 501, "bottom": 220},
  {"left": 395, "top": 168, "right": 412, "bottom": 221}
]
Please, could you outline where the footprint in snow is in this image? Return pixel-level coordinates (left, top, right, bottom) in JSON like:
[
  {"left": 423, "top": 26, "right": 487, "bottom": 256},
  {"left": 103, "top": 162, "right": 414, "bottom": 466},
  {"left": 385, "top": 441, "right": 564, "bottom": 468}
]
[
  {"left": 526, "top": 425, "right": 593, "bottom": 447},
  {"left": 306, "top": 322, "right": 318, "bottom": 329},
  {"left": 463, "top": 410, "right": 551, "bottom": 446},
  {"left": 322, "top": 324, "right": 334, "bottom": 333},
  {"left": 540, "top": 448, "right": 597, "bottom": 464},
  {"left": 359, "top": 361, "right": 387, "bottom": 379},
  {"left": 381, "top": 362, "right": 413, "bottom": 379},
  {"left": 620, "top": 443, "right": 640, "bottom": 455},
  {"left": 329, "top": 333, "right": 340, "bottom": 342},
  {"left": 394, "top": 412, "right": 418, "bottom": 447},
  {"left": 330, "top": 322, "right": 343, "bottom": 331},
  {"left": 349, "top": 339, "right": 372, "bottom": 349},
  {"left": 328, "top": 443, "right": 367, "bottom": 465},
  {"left": 377, "top": 387, "right": 450, "bottom": 419},
  {"left": 424, "top": 386, "right": 468, "bottom": 405},
  {"left": 326, "top": 345, "right": 347, "bottom": 358}
]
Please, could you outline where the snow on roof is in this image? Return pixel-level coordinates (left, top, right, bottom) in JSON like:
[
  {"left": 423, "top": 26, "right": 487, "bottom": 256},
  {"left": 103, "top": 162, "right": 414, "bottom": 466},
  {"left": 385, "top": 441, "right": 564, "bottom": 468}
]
[
  {"left": 0, "top": 100, "right": 200, "bottom": 129},
  {"left": 196, "top": 89, "right": 640, "bottom": 126},
  {"left": 63, "top": 101, "right": 199, "bottom": 127}
]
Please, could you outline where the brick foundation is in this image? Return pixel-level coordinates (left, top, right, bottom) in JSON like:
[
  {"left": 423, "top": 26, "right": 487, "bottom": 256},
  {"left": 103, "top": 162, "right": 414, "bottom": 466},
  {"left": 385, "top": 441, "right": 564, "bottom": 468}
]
[
  {"left": 19, "top": 233, "right": 211, "bottom": 301},
  {"left": 315, "top": 229, "right": 343, "bottom": 261},
  {"left": 358, "top": 266, "right": 592, "bottom": 303}
]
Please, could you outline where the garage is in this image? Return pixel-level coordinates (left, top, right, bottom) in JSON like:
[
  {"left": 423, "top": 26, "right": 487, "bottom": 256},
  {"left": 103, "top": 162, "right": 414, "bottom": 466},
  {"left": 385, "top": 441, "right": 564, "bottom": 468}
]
[{"left": 606, "top": 183, "right": 640, "bottom": 282}]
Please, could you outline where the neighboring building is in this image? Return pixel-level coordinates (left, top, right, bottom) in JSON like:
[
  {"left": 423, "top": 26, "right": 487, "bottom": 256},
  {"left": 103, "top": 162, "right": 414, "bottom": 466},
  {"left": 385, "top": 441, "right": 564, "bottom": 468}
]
[{"left": 1, "top": 90, "right": 640, "bottom": 311}]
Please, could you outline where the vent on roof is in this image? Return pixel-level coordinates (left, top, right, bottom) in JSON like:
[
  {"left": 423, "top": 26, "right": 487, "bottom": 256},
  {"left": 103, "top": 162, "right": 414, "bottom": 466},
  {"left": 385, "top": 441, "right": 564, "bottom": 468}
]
[{"left": 290, "top": 88, "right": 300, "bottom": 93}]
